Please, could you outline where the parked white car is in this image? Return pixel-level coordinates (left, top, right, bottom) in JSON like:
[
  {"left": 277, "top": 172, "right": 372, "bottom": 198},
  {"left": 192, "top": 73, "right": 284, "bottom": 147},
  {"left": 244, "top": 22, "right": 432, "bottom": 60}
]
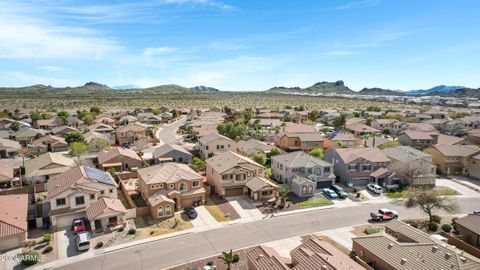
[
  {"left": 75, "top": 231, "right": 91, "bottom": 251},
  {"left": 367, "top": 183, "right": 383, "bottom": 194}
]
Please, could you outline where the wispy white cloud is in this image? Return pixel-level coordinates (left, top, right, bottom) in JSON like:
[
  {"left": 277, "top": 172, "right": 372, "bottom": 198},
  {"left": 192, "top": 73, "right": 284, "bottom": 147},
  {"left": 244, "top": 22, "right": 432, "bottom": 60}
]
[
  {"left": 0, "top": 14, "right": 121, "bottom": 59},
  {"left": 38, "top": 65, "right": 65, "bottom": 72},
  {"left": 143, "top": 47, "right": 178, "bottom": 58},
  {"left": 8, "top": 71, "right": 75, "bottom": 87},
  {"left": 333, "top": 0, "right": 382, "bottom": 10}
]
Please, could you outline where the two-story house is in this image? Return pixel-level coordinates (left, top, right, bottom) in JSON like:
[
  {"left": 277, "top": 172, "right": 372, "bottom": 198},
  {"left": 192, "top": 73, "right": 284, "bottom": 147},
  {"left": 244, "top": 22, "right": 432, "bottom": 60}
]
[
  {"left": 97, "top": 147, "right": 144, "bottom": 171},
  {"left": 47, "top": 166, "right": 126, "bottom": 232},
  {"left": 237, "top": 138, "right": 274, "bottom": 157},
  {"left": 383, "top": 146, "right": 436, "bottom": 187},
  {"left": 325, "top": 147, "right": 390, "bottom": 187},
  {"left": 398, "top": 130, "right": 439, "bottom": 148},
  {"left": 152, "top": 143, "right": 193, "bottom": 165},
  {"left": 274, "top": 133, "right": 324, "bottom": 152},
  {"left": 424, "top": 144, "right": 480, "bottom": 176},
  {"left": 271, "top": 151, "right": 335, "bottom": 196},
  {"left": 137, "top": 163, "right": 206, "bottom": 219},
  {"left": 371, "top": 119, "right": 403, "bottom": 134},
  {"left": 115, "top": 123, "right": 148, "bottom": 145},
  {"left": 31, "top": 135, "right": 68, "bottom": 154},
  {"left": 206, "top": 151, "right": 270, "bottom": 198},
  {"left": 24, "top": 152, "right": 76, "bottom": 184},
  {"left": 197, "top": 132, "right": 237, "bottom": 159}
]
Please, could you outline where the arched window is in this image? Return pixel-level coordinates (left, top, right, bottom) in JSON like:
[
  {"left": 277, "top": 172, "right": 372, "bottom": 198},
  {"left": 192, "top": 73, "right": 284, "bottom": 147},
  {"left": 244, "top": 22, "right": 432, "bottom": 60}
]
[
  {"left": 157, "top": 206, "right": 164, "bottom": 218},
  {"left": 179, "top": 182, "right": 187, "bottom": 191},
  {"left": 165, "top": 205, "right": 172, "bottom": 216},
  {"left": 308, "top": 186, "right": 313, "bottom": 193},
  {"left": 314, "top": 168, "right": 321, "bottom": 175},
  {"left": 302, "top": 186, "right": 307, "bottom": 195}
]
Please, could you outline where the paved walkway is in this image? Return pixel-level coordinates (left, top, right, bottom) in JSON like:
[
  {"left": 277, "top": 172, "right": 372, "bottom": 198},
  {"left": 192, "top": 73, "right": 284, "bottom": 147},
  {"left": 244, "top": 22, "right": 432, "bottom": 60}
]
[{"left": 190, "top": 206, "right": 220, "bottom": 230}]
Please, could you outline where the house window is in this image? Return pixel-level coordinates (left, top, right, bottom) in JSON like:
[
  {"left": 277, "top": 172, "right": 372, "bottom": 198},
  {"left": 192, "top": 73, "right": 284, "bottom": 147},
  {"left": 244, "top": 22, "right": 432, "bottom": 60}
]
[
  {"left": 90, "top": 194, "right": 95, "bottom": 200},
  {"left": 363, "top": 165, "right": 372, "bottom": 172},
  {"left": 206, "top": 146, "right": 209, "bottom": 150},
  {"left": 165, "top": 205, "right": 172, "bottom": 216},
  {"left": 75, "top": 196, "right": 85, "bottom": 205},
  {"left": 222, "top": 175, "right": 229, "bottom": 181},
  {"left": 56, "top": 198, "right": 66, "bottom": 206},
  {"left": 324, "top": 167, "right": 330, "bottom": 173},
  {"left": 192, "top": 181, "right": 199, "bottom": 187},
  {"left": 348, "top": 164, "right": 357, "bottom": 171},
  {"left": 179, "top": 182, "right": 187, "bottom": 191},
  {"left": 261, "top": 190, "right": 272, "bottom": 196},
  {"left": 109, "top": 189, "right": 113, "bottom": 193},
  {"left": 158, "top": 206, "right": 164, "bottom": 217}
]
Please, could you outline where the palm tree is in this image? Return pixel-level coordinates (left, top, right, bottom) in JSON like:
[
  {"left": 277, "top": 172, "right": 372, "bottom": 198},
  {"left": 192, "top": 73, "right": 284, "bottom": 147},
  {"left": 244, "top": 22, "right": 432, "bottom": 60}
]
[
  {"left": 218, "top": 250, "right": 235, "bottom": 270},
  {"left": 277, "top": 185, "right": 291, "bottom": 205}
]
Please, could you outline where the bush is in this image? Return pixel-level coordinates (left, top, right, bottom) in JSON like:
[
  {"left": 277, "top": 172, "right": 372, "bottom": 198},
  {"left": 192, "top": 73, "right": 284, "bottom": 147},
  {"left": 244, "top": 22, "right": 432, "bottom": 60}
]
[
  {"left": 278, "top": 204, "right": 285, "bottom": 209},
  {"left": 128, "top": 229, "right": 136, "bottom": 235},
  {"left": 43, "top": 246, "right": 53, "bottom": 254},
  {"left": 364, "top": 227, "right": 381, "bottom": 235},
  {"left": 95, "top": 242, "right": 104, "bottom": 249},
  {"left": 207, "top": 261, "right": 214, "bottom": 266},
  {"left": 427, "top": 221, "right": 438, "bottom": 232},
  {"left": 431, "top": 215, "right": 441, "bottom": 224},
  {"left": 356, "top": 192, "right": 361, "bottom": 198},
  {"left": 405, "top": 220, "right": 418, "bottom": 228},
  {"left": 43, "top": 233, "right": 52, "bottom": 243},
  {"left": 451, "top": 217, "right": 459, "bottom": 224},
  {"left": 21, "top": 251, "right": 39, "bottom": 266},
  {"left": 441, "top": 224, "right": 452, "bottom": 233},
  {"left": 118, "top": 227, "right": 124, "bottom": 232},
  {"left": 352, "top": 188, "right": 358, "bottom": 193},
  {"left": 232, "top": 254, "right": 240, "bottom": 263}
]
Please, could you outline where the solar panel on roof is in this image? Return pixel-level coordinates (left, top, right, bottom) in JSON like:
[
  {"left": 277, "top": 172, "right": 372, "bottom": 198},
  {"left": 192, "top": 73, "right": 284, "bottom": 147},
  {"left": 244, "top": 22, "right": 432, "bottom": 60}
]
[{"left": 84, "top": 167, "right": 114, "bottom": 185}]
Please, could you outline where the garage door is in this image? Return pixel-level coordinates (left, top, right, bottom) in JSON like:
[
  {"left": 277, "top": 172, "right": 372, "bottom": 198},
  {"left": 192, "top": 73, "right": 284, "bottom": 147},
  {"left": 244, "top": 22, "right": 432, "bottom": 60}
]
[
  {"left": 0, "top": 235, "right": 22, "bottom": 251},
  {"left": 182, "top": 196, "right": 203, "bottom": 207},
  {"left": 55, "top": 212, "right": 87, "bottom": 228},
  {"left": 316, "top": 180, "right": 333, "bottom": 189},
  {"left": 224, "top": 187, "right": 244, "bottom": 197},
  {"left": 353, "top": 178, "right": 370, "bottom": 186}
]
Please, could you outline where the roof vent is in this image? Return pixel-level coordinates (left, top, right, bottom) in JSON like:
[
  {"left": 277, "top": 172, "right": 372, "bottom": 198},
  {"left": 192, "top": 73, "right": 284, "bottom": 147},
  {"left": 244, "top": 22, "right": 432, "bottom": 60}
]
[
  {"left": 257, "top": 254, "right": 264, "bottom": 260},
  {"left": 445, "top": 253, "right": 451, "bottom": 260},
  {"left": 432, "top": 246, "right": 439, "bottom": 252},
  {"left": 321, "top": 265, "right": 328, "bottom": 270},
  {"left": 460, "top": 257, "right": 467, "bottom": 263},
  {"left": 388, "top": 243, "right": 394, "bottom": 249},
  {"left": 401, "top": 258, "right": 407, "bottom": 265}
]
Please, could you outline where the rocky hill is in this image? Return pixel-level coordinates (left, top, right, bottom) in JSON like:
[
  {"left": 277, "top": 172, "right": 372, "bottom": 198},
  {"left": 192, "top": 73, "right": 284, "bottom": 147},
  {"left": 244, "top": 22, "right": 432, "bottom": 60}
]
[{"left": 267, "top": 80, "right": 355, "bottom": 95}]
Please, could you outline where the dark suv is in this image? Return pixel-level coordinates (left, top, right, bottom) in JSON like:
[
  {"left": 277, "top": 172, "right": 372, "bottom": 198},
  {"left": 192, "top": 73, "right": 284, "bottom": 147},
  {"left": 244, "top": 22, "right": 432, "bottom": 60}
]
[{"left": 330, "top": 185, "right": 348, "bottom": 198}]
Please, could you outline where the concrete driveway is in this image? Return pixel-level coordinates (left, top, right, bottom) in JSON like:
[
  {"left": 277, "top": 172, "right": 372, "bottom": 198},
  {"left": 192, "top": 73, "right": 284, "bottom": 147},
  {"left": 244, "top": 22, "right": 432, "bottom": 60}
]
[
  {"left": 55, "top": 228, "right": 83, "bottom": 259},
  {"left": 190, "top": 206, "right": 219, "bottom": 230},
  {"left": 436, "top": 178, "right": 480, "bottom": 198},
  {"left": 227, "top": 196, "right": 265, "bottom": 222}
]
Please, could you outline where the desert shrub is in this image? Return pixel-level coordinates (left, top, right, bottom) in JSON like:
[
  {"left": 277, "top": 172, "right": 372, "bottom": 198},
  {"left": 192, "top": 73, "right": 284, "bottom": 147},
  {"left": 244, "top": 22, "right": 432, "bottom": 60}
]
[
  {"left": 278, "top": 204, "right": 285, "bottom": 209},
  {"left": 405, "top": 220, "right": 418, "bottom": 228},
  {"left": 21, "top": 251, "right": 39, "bottom": 266},
  {"left": 356, "top": 192, "right": 361, "bottom": 198},
  {"left": 431, "top": 215, "right": 442, "bottom": 224},
  {"left": 43, "top": 246, "right": 53, "bottom": 254},
  {"left": 427, "top": 221, "right": 438, "bottom": 232},
  {"left": 364, "top": 227, "right": 381, "bottom": 235},
  {"left": 451, "top": 217, "right": 459, "bottom": 224},
  {"left": 352, "top": 188, "right": 358, "bottom": 193},
  {"left": 118, "top": 227, "right": 124, "bottom": 232},
  {"left": 43, "top": 233, "right": 52, "bottom": 243},
  {"left": 128, "top": 229, "right": 136, "bottom": 235},
  {"left": 232, "top": 254, "right": 240, "bottom": 263},
  {"left": 95, "top": 242, "right": 104, "bottom": 249},
  {"left": 441, "top": 224, "right": 452, "bottom": 233}
]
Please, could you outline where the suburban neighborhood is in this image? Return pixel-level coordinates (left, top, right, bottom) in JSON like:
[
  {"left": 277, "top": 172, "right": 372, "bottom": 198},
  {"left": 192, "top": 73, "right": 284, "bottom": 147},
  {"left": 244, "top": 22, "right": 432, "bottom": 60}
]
[{"left": 0, "top": 103, "right": 480, "bottom": 270}]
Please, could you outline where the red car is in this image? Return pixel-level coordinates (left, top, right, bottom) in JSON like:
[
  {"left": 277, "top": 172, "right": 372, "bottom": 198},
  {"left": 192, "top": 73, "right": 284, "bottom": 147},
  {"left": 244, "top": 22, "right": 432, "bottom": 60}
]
[{"left": 72, "top": 218, "right": 87, "bottom": 233}]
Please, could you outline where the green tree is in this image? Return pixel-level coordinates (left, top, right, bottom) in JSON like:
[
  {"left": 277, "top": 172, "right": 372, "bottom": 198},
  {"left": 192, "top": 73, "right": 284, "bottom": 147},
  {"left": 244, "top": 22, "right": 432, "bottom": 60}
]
[
  {"left": 191, "top": 157, "right": 205, "bottom": 172},
  {"left": 90, "top": 106, "right": 101, "bottom": 115},
  {"left": 10, "top": 121, "right": 20, "bottom": 132},
  {"left": 404, "top": 188, "right": 459, "bottom": 222},
  {"left": 366, "top": 105, "right": 381, "bottom": 112},
  {"left": 218, "top": 250, "right": 237, "bottom": 270},
  {"left": 365, "top": 116, "right": 373, "bottom": 126},
  {"left": 65, "top": 131, "right": 85, "bottom": 144},
  {"left": 309, "top": 110, "right": 320, "bottom": 122},
  {"left": 378, "top": 140, "right": 401, "bottom": 149},
  {"left": 57, "top": 111, "right": 69, "bottom": 125},
  {"left": 309, "top": 148, "right": 324, "bottom": 159},
  {"left": 333, "top": 114, "right": 347, "bottom": 130},
  {"left": 277, "top": 185, "right": 291, "bottom": 205},
  {"left": 88, "top": 138, "right": 110, "bottom": 152},
  {"left": 171, "top": 109, "right": 179, "bottom": 119},
  {"left": 217, "top": 122, "right": 246, "bottom": 141},
  {"left": 382, "top": 128, "right": 391, "bottom": 135},
  {"left": 68, "top": 142, "right": 88, "bottom": 160},
  {"left": 269, "top": 147, "right": 281, "bottom": 156},
  {"left": 251, "top": 153, "right": 266, "bottom": 166}
]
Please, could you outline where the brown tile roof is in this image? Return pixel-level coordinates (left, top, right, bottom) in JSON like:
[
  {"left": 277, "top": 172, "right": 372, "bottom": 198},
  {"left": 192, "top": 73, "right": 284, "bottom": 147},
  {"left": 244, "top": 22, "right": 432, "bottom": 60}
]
[
  {"left": 147, "top": 192, "right": 175, "bottom": 207},
  {"left": 138, "top": 163, "right": 202, "bottom": 185},
  {"left": 456, "top": 214, "right": 480, "bottom": 235},
  {"left": 331, "top": 133, "right": 357, "bottom": 141},
  {"left": 246, "top": 176, "right": 278, "bottom": 192},
  {"left": 47, "top": 166, "right": 117, "bottom": 199},
  {"left": 402, "top": 122, "right": 438, "bottom": 132},
  {"left": 353, "top": 233, "right": 480, "bottom": 270},
  {"left": 206, "top": 151, "right": 263, "bottom": 174},
  {"left": 32, "top": 135, "right": 67, "bottom": 148},
  {"left": 24, "top": 152, "right": 75, "bottom": 178},
  {"left": 198, "top": 132, "right": 234, "bottom": 144},
  {"left": 0, "top": 194, "right": 28, "bottom": 237},
  {"left": 86, "top": 197, "right": 127, "bottom": 220},
  {"left": 401, "top": 130, "right": 434, "bottom": 140},
  {"left": 431, "top": 144, "right": 480, "bottom": 157},
  {"left": 385, "top": 220, "right": 434, "bottom": 243},
  {"left": 97, "top": 147, "right": 142, "bottom": 165},
  {"left": 437, "top": 134, "right": 465, "bottom": 145},
  {"left": 116, "top": 123, "right": 146, "bottom": 133},
  {"left": 346, "top": 122, "right": 380, "bottom": 133},
  {"left": 247, "top": 245, "right": 290, "bottom": 270},
  {"left": 281, "top": 123, "right": 316, "bottom": 134},
  {"left": 370, "top": 167, "right": 389, "bottom": 178},
  {"left": 296, "top": 133, "right": 324, "bottom": 142},
  {"left": 335, "top": 147, "right": 390, "bottom": 163},
  {"left": 0, "top": 138, "right": 21, "bottom": 150},
  {"left": 0, "top": 159, "right": 14, "bottom": 182}
]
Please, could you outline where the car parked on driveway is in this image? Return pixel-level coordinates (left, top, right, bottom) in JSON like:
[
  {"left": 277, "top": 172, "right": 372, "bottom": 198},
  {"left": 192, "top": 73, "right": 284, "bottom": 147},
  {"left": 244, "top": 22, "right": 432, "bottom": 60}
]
[
  {"left": 367, "top": 183, "right": 383, "bottom": 194},
  {"left": 322, "top": 188, "right": 339, "bottom": 199},
  {"left": 370, "top": 208, "right": 398, "bottom": 221},
  {"left": 71, "top": 218, "right": 87, "bottom": 234},
  {"left": 330, "top": 185, "right": 348, "bottom": 198},
  {"left": 75, "top": 231, "right": 91, "bottom": 251},
  {"left": 184, "top": 207, "right": 198, "bottom": 219}
]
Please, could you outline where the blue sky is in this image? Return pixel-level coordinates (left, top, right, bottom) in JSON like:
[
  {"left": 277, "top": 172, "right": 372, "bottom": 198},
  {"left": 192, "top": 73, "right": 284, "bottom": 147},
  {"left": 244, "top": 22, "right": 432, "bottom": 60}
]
[{"left": 0, "top": 0, "right": 479, "bottom": 91}]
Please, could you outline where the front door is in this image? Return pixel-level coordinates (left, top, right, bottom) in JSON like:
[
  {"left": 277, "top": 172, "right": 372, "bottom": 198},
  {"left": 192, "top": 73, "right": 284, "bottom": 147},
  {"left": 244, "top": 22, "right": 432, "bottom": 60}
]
[
  {"left": 108, "top": 216, "right": 118, "bottom": 227},
  {"left": 94, "top": 220, "right": 103, "bottom": 233}
]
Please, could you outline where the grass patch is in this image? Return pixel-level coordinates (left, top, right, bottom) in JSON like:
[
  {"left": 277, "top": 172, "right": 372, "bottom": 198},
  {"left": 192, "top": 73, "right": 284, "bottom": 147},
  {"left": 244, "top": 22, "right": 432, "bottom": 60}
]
[
  {"left": 386, "top": 190, "right": 407, "bottom": 198},
  {"left": 297, "top": 197, "right": 332, "bottom": 208},
  {"left": 204, "top": 204, "right": 231, "bottom": 222},
  {"left": 434, "top": 187, "right": 460, "bottom": 196},
  {"left": 364, "top": 227, "right": 381, "bottom": 235}
]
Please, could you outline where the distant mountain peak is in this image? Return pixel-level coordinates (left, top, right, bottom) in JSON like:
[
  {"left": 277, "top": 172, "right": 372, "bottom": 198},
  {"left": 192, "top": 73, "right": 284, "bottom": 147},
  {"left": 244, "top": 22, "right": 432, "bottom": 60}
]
[
  {"left": 267, "top": 80, "right": 354, "bottom": 95},
  {"left": 190, "top": 85, "right": 220, "bottom": 92},
  {"left": 84, "top": 82, "right": 110, "bottom": 90}
]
